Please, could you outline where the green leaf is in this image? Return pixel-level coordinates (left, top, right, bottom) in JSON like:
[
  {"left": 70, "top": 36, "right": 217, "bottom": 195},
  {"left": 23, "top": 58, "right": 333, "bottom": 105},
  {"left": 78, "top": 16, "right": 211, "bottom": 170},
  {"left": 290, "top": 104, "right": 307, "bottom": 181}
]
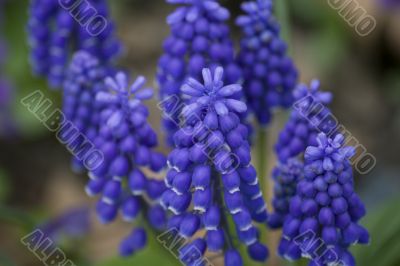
[{"left": 352, "top": 197, "right": 400, "bottom": 266}]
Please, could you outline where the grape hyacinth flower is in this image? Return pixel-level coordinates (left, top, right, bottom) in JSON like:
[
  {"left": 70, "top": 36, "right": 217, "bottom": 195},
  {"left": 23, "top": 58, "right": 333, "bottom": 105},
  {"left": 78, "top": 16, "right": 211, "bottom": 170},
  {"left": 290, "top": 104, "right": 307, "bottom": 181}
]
[
  {"left": 62, "top": 51, "right": 107, "bottom": 171},
  {"left": 275, "top": 80, "right": 333, "bottom": 163},
  {"left": 236, "top": 0, "right": 298, "bottom": 125},
  {"left": 84, "top": 71, "right": 168, "bottom": 256},
  {"left": 268, "top": 158, "right": 303, "bottom": 229},
  {"left": 27, "top": 0, "right": 121, "bottom": 88},
  {"left": 161, "top": 67, "right": 269, "bottom": 265},
  {"left": 278, "top": 133, "right": 369, "bottom": 266},
  {"left": 157, "top": 0, "right": 242, "bottom": 147}
]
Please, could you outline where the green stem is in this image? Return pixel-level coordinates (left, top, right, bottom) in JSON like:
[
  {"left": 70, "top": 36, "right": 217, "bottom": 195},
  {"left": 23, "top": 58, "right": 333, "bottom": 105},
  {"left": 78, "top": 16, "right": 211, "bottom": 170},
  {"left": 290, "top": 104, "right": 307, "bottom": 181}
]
[
  {"left": 275, "top": 0, "right": 293, "bottom": 56},
  {"left": 256, "top": 128, "right": 268, "bottom": 192},
  {"left": 256, "top": 127, "right": 268, "bottom": 247},
  {"left": 214, "top": 172, "right": 235, "bottom": 249}
]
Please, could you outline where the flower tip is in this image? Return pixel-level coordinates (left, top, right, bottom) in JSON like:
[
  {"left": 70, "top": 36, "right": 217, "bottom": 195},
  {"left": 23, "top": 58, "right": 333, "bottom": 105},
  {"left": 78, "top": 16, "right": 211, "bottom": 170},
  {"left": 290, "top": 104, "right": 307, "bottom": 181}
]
[{"left": 310, "top": 79, "right": 320, "bottom": 90}]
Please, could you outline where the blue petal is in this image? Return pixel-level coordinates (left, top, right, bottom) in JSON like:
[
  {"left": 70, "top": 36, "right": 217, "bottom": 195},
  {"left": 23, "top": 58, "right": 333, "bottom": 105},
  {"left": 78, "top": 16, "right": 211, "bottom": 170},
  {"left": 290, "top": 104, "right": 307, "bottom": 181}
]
[
  {"left": 226, "top": 99, "right": 247, "bottom": 113},
  {"left": 116, "top": 72, "right": 128, "bottom": 91},
  {"left": 135, "top": 88, "right": 153, "bottom": 100},
  {"left": 130, "top": 76, "right": 146, "bottom": 93},
  {"left": 107, "top": 111, "right": 124, "bottom": 128},
  {"left": 214, "top": 101, "right": 228, "bottom": 116},
  {"left": 181, "top": 84, "right": 203, "bottom": 97},
  {"left": 218, "top": 84, "right": 242, "bottom": 97}
]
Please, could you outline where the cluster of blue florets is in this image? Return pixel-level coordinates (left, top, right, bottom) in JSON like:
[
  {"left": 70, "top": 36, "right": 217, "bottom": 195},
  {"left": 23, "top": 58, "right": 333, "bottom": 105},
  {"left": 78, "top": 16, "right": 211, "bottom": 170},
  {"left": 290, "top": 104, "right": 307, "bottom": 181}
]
[
  {"left": 28, "top": 0, "right": 120, "bottom": 88},
  {"left": 236, "top": 0, "right": 298, "bottom": 125},
  {"left": 274, "top": 80, "right": 333, "bottom": 163},
  {"left": 157, "top": 0, "right": 242, "bottom": 147},
  {"left": 26, "top": 0, "right": 169, "bottom": 258},
  {"left": 269, "top": 81, "right": 332, "bottom": 229},
  {"left": 62, "top": 51, "right": 107, "bottom": 171},
  {"left": 25, "top": 0, "right": 370, "bottom": 265},
  {"left": 83, "top": 72, "right": 168, "bottom": 256},
  {"left": 278, "top": 133, "right": 369, "bottom": 266},
  {"left": 62, "top": 50, "right": 169, "bottom": 257},
  {"left": 268, "top": 158, "right": 304, "bottom": 229},
  {"left": 267, "top": 79, "right": 371, "bottom": 265},
  {"left": 160, "top": 67, "right": 269, "bottom": 266}
]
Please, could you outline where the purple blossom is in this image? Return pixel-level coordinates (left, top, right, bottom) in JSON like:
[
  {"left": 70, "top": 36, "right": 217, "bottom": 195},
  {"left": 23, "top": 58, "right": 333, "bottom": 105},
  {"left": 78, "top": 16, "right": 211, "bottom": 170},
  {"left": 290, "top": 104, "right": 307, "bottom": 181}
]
[
  {"left": 278, "top": 133, "right": 369, "bottom": 266},
  {"left": 83, "top": 71, "right": 168, "bottom": 256},
  {"left": 157, "top": 0, "right": 242, "bottom": 147},
  {"left": 268, "top": 158, "right": 303, "bottom": 229},
  {"left": 161, "top": 67, "right": 269, "bottom": 265},
  {"left": 275, "top": 80, "right": 333, "bottom": 163},
  {"left": 62, "top": 51, "right": 107, "bottom": 171},
  {"left": 236, "top": 0, "right": 298, "bottom": 125},
  {"left": 27, "top": 0, "right": 121, "bottom": 89}
]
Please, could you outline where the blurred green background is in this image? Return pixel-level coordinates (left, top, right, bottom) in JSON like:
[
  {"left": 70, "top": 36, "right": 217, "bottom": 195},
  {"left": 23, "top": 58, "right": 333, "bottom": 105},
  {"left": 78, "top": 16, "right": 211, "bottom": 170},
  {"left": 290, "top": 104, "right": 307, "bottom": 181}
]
[{"left": 0, "top": 0, "right": 400, "bottom": 265}]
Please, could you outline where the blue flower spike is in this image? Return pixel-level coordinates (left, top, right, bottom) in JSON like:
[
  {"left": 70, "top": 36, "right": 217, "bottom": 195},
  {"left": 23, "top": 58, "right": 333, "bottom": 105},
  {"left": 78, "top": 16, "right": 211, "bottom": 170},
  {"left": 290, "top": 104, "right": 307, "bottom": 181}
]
[
  {"left": 236, "top": 0, "right": 298, "bottom": 125},
  {"left": 161, "top": 67, "right": 269, "bottom": 266},
  {"left": 278, "top": 133, "right": 369, "bottom": 266},
  {"left": 157, "top": 0, "right": 242, "bottom": 147},
  {"left": 62, "top": 51, "right": 107, "bottom": 172},
  {"left": 275, "top": 80, "right": 333, "bottom": 163},
  {"left": 79, "top": 70, "right": 167, "bottom": 256},
  {"left": 268, "top": 158, "right": 304, "bottom": 229},
  {"left": 28, "top": 0, "right": 121, "bottom": 88}
]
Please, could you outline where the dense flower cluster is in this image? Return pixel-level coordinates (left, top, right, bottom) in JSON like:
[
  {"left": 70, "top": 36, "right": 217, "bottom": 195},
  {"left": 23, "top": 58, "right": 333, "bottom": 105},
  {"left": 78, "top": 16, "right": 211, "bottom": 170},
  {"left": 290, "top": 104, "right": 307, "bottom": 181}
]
[
  {"left": 161, "top": 67, "right": 269, "bottom": 266},
  {"left": 268, "top": 158, "right": 303, "bottom": 229},
  {"left": 157, "top": 0, "right": 242, "bottom": 146},
  {"left": 236, "top": 0, "right": 298, "bottom": 125},
  {"left": 274, "top": 80, "right": 333, "bottom": 163},
  {"left": 278, "top": 133, "right": 369, "bottom": 266},
  {"left": 269, "top": 81, "right": 334, "bottom": 233},
  {"left": 25, "top": 0, "right": 370, "bottom": 264},
  {"left": 83, "top": 72, "right": 168, "bottom": 255},
  {"left": 62, "top": 51, "right": 107, "bottom": 171},
  {"left": 28, "top": 0, "right": 121, "bottom": 88},
  {"left": 36, "top": 0, "right": 168, "bottom": 258}
]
